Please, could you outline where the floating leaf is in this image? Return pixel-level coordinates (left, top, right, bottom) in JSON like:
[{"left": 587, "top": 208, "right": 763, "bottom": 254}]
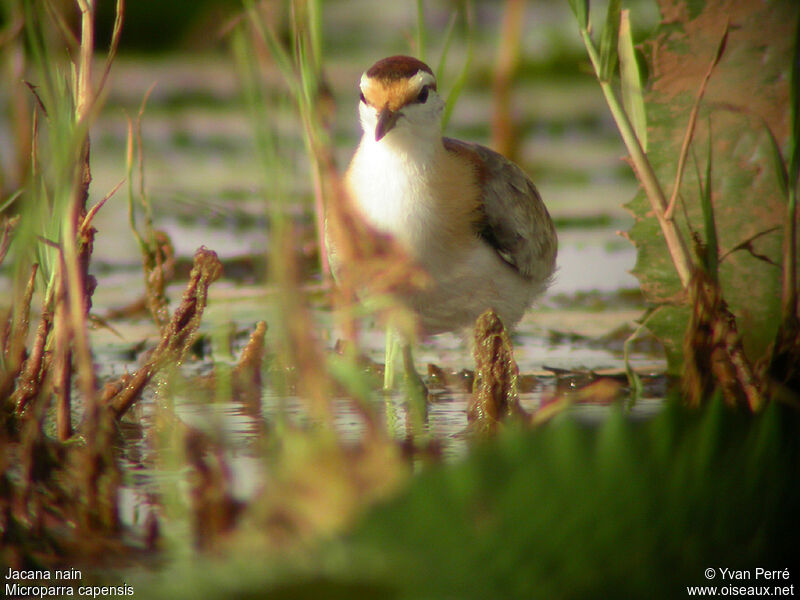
[{"left": 626, "top": 0, "right": 795, "bottom": 372}]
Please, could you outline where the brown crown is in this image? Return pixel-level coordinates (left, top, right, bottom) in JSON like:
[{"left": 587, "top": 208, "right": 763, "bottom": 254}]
[{"left": 365, "top": 55, "right": 435, "bottom": 87}]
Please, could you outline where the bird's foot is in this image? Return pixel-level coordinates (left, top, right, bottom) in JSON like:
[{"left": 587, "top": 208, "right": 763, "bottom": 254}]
[{"left": 402, "top": 345, "right": 429, "bottom": 433}]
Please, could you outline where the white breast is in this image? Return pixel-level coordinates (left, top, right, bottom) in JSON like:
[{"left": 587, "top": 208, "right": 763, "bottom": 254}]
[
  {"left": 341, "top": 133, "right": 546, "bottom": 334},
  {"left": 346, "top": 135, "right": 439, "bottom": 252}
]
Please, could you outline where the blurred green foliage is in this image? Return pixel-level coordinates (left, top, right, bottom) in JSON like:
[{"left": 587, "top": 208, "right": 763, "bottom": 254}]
[
  {"left": 132, "top": 399, "right": 800, "bottom": 599},
  {"left": 95, "top": 0, "right": 237, "bottom": 51},
  {"left": 343, "top": 401, "right": 799, "bottom": 598}
]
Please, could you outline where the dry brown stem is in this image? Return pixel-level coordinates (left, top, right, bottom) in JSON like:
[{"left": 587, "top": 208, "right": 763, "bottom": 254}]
[
  {"left": 664, "top": 21, "right": 729, "bottom": 221},
  {"left": 0, "top": 263, "right": 37, "bottom": 406},
  {"left": 144, "top": 230, "right": 176, "bottom": 330},
  {"left": 232, "top": 320, "right": 267, "bottom": 408},
  {"left": 107, "top": 247, "right": 223, "bottom": 419},
  {"left": 52, "top": 267, "right": 74, "bottom": 441},
  {"left": 682, "top": 267, "right": 764, "bottom": 411},
  {"left": 490, "top": 0, "right": 525, "bottom": 161},
  {"left": 0, "top": 215, "right": 20, "bottom": 266},
  {"left": 11, "top": 286, "right": 54, "bottom": 415},
  {"left": 469, "top": 309, "right": 526, "bottom": 433}
]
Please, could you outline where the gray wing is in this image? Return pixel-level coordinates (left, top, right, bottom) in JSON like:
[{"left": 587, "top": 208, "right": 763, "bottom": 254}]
[{"left": 444, "top": 138, "right": 557, "bottom": 281}]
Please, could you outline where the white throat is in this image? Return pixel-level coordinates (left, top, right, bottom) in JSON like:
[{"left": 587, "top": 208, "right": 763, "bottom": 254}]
[{"left": 348, "top": 129, "right": 445, "bottom": 251}]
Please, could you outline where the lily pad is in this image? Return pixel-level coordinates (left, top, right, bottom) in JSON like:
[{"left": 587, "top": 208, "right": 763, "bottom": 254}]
[{"left": 626, "top": 0, "right": 796, "bottom": 372}]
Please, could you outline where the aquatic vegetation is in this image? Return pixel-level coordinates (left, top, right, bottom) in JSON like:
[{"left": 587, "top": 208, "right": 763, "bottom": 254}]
[{"left": 0, "top": 0, "right": 797, "bottom": 595}]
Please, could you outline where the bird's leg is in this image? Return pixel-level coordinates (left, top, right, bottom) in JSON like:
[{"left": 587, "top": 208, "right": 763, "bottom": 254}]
[
  {"left": 402, "top": 342, "right": 428, "bottom": 433},
  {"left": 383, "top": 325, "right": 401, "bottom": 391}
]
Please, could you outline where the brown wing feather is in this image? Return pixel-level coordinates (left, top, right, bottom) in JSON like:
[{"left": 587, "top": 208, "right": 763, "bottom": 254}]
[{"left": 443, "top": 138, "right": 557, "bottom": 281}]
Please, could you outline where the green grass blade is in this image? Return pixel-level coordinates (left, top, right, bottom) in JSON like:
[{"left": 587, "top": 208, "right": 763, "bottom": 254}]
[
  {"left": 762, "top": 118, "right": 790, "bottom": 198},
  {"left": 599, "top": 0, "right": 621, "bottom": 82},
  {"left": 623, "top": 306, "right": 658, "bottom": 404},
  {"left": 230, "top": 24, "right": 286, "bottom": 205},
  {"left": 441, "top": 1, "right": 473, "bottom": 129},
  {"left": 435, "top": 11, "right": 458, "bottom": 86},
  {"left": 243, "top": 0, "right": 300, "bottom": 98},
  {"left": 416, "top": 0, "right": 427, "bottom": 61},
  {"left": 566, "top": 0, "right": 589, "bottom": 29},
  {"left": 308, "top": 0, "right": 323, "bottom": 72},
  {"left": 0, "top": 190, "right": 23, "bottom": 214},
  {"left": 695, "top": 125, "right": 718, "bottom": 281},
  {"left": 618, "top": 9, "right": 647, "bottom": 152}
]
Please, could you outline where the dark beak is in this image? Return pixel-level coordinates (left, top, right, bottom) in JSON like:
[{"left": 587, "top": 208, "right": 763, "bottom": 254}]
[{"left": 375, "top": 108, "right": 400, "bottom": 141}]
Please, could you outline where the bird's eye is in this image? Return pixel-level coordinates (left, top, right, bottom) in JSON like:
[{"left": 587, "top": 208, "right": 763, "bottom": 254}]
[
  {"left": 359, "top": 91, "right": 367, "bottom": 104},
  {"left": 416, "top": 86, "right": 429, "bottom": 103}
]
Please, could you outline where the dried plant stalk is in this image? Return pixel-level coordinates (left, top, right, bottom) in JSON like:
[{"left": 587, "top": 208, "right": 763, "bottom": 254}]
[
  {"left": 469, "top": 309, "right": 526, "bottom": 433},
  {"left": 682, "top": 269, "right": 764, "bottom": 410},
  {"left": 664, "top": 22, "right": 729, "bottom": 220},
  {"left": 11, "top": 285, "right": 54, "bottom": 415},
  {"left": 575, "top": 14, "right": 693, "bottom": 288},
  {"left": 0, "top": 264, "right": 37, "bottom": 404},
  {"left": 490, "top": 0, "right": 525, "bottom": 160},
  {"left": 232, "top": 320, "right": 267, "bottom": 408},
  {"left": 107, "top": 247, "right": 223, "bottom": 419},
  {"left": 0, "top": 216, "right": 20, "bottom": 266}
]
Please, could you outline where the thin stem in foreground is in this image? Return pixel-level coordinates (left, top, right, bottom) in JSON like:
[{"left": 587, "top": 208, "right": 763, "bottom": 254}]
[{"left": 576, "top": 24, "right": 693, "bottom": 288}]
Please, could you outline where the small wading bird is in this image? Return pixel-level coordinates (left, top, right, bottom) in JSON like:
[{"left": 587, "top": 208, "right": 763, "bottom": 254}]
[{"left": 328, "top": 55, "right": 557, "bottom": 394}]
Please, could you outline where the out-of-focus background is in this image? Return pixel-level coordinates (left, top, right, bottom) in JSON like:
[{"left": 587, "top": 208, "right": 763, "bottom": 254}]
[
  {"left": 60, "top": 0, "right": 663, "bottom": 378},
  {"left": 3, "top": 2, "right": 799, "bottom": 596},
  {"left": 0, "top": 0, "right": 669, "bottom": 467}
]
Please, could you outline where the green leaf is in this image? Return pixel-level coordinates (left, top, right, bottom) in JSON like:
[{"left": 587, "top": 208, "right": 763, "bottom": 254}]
[
  {"left": 623, "top": 306, "right": 658, "bottom": 400},
  {"left": 762, "top": 118, "right": 790, "bottom": 198},
  {"left": 695, "top": 126, "right": 719, "bottom": 281},
  {"left": 618, "top": 9, "right": 647, "bottom": 151},
  {"left": 441, "top": 2, "right": 473, "bottom": 129},
  {"left": 416, "top": 0, "right": 427, "bottom": 61},
  {"left": 243, "top": 0, "right": 300, "bottom": 99},
  {"left": 626, "top": 0, "right": 795, "bottom": 372},
  {"left": 341, "top": 403, "right": 799, "bottom": 598},
  {"left": 129, "top": 401, "right": 800, "bottom": 599},
  {"left": 599, "top": 0, "right": 621, "bottom": 82},
  {"left": 566, "top": 0, "right": 589, "bottom": 30},
  {"left": 435, "top": 11, "right": 458, "bottom": 86}
]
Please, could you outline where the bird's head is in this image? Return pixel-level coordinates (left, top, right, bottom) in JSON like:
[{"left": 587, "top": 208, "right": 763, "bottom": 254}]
[{"left": 357, "top": 55, "right": 444, "bottom": 146}]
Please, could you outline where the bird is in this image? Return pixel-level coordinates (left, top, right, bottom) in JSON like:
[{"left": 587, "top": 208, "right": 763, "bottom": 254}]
[{"left": 328, "top": 55, "right": 557, "bottom": 391}]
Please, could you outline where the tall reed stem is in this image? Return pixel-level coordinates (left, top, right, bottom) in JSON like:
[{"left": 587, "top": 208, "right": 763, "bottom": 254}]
[{"left": 577, "top": 26, "right": 693, "bottom": 288}]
